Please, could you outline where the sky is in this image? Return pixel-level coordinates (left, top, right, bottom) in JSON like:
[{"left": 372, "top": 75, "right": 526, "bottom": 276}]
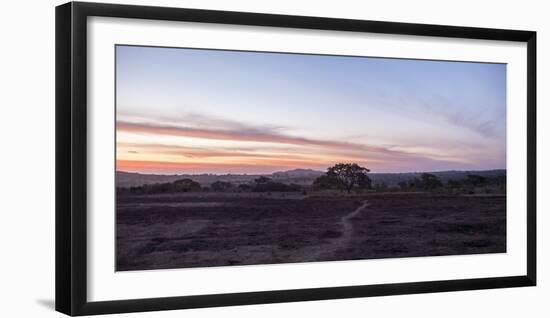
[{"left": 115, "top": 45, "right": 506, "bottom": 175}]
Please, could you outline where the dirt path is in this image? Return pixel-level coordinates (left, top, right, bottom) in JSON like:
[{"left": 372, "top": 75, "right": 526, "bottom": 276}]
[
  {"left": 339, "top": 200, "right": 369, "bottom": 246},
  {"left": 285, "top": 200, "right": 370, "bottom": 262}
]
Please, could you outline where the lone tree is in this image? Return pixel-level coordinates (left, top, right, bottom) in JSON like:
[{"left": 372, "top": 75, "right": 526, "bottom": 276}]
[{"left": 315, "top": 163, "right": 371, "bottom": 193}]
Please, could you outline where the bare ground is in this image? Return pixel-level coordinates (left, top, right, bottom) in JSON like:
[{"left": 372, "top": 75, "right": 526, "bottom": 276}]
[{"left": 116, "top": 193, "right": 505, "bottom": 271}]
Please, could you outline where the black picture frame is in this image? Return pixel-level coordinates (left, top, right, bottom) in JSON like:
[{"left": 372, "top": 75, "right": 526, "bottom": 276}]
[{"left": 55, "top": 1, "right": 537, "bottom": 316}]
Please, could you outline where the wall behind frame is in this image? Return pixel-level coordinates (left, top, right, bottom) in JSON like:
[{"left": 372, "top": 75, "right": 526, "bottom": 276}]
[{"left": 0, "top": 0, "right": 546, "bottom": 317}]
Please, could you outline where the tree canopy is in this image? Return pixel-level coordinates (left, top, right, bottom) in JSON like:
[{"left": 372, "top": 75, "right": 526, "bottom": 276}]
[
  {"left": 252, "top": 176, "right": 301, "bottom": 192},
  {"left": 314, "top": 163, "right": 372, "bottom": 193},
  {"left": 419, "top": 173, "right": 443, "bottom": 189},
  {"left": 124, "top": 178, "right": 202, "bottom": 194}
]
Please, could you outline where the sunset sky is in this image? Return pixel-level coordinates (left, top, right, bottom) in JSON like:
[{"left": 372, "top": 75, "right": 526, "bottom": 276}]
[{"left": 116, "top": 45, "right": 506, "bottom": 175}]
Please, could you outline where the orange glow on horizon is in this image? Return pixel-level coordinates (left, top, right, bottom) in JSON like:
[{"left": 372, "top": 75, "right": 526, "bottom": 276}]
[
  {"left": 116, "top": 159, "right": 333, "bottom": 175},
  {"left": 114, "top": 116, "right": 494, "bottom": 174}
]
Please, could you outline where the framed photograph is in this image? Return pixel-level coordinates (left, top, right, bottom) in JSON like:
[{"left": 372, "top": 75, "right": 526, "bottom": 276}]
[{"left": 55, "top": 1, "right": 536, "bottom": 316}]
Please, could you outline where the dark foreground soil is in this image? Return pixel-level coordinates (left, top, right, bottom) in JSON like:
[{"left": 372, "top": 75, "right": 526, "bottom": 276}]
[{"left": 116, "top": 192, "right": 505, "bottom": 271}]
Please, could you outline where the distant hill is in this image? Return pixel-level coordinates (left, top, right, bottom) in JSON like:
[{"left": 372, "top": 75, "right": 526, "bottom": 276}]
[
  {"left": 271, "top": 168, "right": 324, "bottom": 179},
  {"left": 271, "top": 169, "right": 324, "bottom": 178},
  {"left": 116, "top": 169, "right": 506, "bottom": 188},
  {"left": 270, "top": 169, "right": 324, "bottom": 185}
]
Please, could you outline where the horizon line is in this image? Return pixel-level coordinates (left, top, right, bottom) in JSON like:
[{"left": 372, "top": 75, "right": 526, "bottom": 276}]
[{"left": 116, "top": 168, "right": 507, "bottom": 176}]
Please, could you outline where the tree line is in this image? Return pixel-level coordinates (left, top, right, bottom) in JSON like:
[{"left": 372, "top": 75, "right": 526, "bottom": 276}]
[
  {"left": 117, "top": 163, "right": 505, "bottom": 195},
  {"left": 118, "top": 175, "right": 302, "bottom": 195}
]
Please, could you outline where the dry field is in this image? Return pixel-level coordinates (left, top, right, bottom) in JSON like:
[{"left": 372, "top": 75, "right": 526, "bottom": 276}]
[{"left": 116, "top": 192, "right": 505, "bottom": 271}]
